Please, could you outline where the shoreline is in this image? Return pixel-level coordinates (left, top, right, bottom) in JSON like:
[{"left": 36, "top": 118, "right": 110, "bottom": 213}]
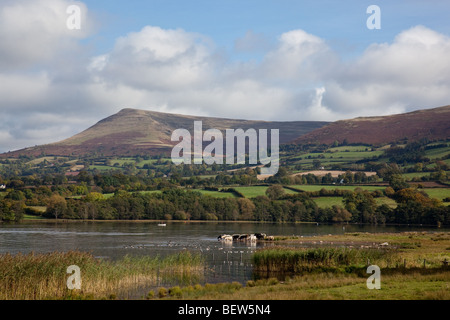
[{"left": 5, "top": 217, "right": 449, "bottom": 229}]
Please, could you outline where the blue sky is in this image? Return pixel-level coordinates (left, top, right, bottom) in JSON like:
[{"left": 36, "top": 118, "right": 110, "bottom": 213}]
[
  {"left": 83, "top": 0, "right": 450, "bottom": 58},
  {"left": 0, "top": 0, "right": 450, "bottom": 152}
]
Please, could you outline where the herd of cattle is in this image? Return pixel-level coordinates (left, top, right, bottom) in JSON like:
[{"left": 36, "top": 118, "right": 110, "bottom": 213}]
[{"left": 217, "top": 233, "right": 275, "bottom": 242}]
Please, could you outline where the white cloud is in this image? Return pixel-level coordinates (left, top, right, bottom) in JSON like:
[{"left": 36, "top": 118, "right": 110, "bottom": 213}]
[
  {"left": 0, "top": 0, "right": 91, "bottom": 70},
  {"left": 322, "top": 26, "right": 450, "bottom": 117},
  {"left": 95, "top": 26, "right": 215, "bottom": 91},
  {"left": 260, "top": 29, "right": 336, "bottom": 84}
]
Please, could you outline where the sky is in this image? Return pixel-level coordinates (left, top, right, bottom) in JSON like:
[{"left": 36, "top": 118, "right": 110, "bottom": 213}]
[{"left": 1, "top": 0, "right": 450, "bottom": 152}]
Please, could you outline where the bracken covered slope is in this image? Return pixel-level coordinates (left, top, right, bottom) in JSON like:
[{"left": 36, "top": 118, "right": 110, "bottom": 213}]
[
  {"left": 2, "top": 108, "right": 328, "bottom": 157},
  {"left": 292, "top": 105, "right": 450, "bottom": 146}
]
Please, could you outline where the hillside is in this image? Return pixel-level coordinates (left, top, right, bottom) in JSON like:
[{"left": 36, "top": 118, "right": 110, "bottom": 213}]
[
  {"left": 2, "top": 108, "right": 328, "bottom": 157},
  {"left": 292, "top": 105, "right": 450, "bottom": 146}
]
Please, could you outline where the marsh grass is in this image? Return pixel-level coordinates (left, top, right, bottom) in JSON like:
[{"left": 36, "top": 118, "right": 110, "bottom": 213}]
[
  {"left": 0, "top": 251, "right": 204, "bottom": 300},
  {"left": 148, "top": 281, "right": 243, "bottom": 300},
  {"left": 252, "top": 247, "right": 396, "bottom": 273},
  {"left": 149, "top": 269, "right": 450, "bottom": 300}
]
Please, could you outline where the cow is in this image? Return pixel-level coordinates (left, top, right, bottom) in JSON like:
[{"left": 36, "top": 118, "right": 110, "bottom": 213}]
[
  {"left": 238, "top": 234, "right": 249, "bottom": 241},
  {"left": 255, "top": 233, "right": 267, "bottom": 240},
  {"left": 218, "top": 234, "right": 233, "bottom": 242}
]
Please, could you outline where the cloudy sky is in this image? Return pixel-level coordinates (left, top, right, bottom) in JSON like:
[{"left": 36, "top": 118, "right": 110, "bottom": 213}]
[{"left": 1, "top": 0, "right": 450, "bottom": 152}]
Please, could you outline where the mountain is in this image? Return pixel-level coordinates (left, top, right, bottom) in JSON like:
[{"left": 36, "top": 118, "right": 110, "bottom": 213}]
[
  {"left": 292, "top": 105, "right": 450, "bottom": 146},
  {"left": 3, "top": 108, "right": 329, "bottom": 157}
]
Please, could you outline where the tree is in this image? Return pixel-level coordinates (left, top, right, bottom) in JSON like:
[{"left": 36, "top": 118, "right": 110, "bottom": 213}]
[
  {"left": 343, "top": 190, "right": 377, "bottom": 223},
  {"left": 414, "top": 163, "right": 423, "bottom": 172},
  {"left": 0, "top": 199, "right": 24, "bottom": 222},
  {"left": 388, "top": 174, "right": 410, "bottom": 191},
  {"left": 46, "top": 195, "right": 67, "bottom": 219},
  {"left": 238, "top": 198, "right": 255, "bottom": 220},
  {"left": 312, "top": 159, "right": 322, "bottom": 170},
  {"left": 384, "top": 187, "right": 395, "bottom": 197},
  {"left": 265, "top": 185, "right": 285, "bottom": 200},
  {"left": 331, "top": 206, "right": 352, "bottom": 223},
  {"left": 84, "top": 192, "right": 104, "bottom": 202},
  {"left": 6, "top": 190, "right": 25, "bottom": 201},
  {"left": 275, "top": 167, "right": 288, "bottom": 177},
  {"left": 173, "top": 210, "right": 187, "bottom": 220},
  {"left": 393, "top": 188, "right": 441, "bottom": 207}
]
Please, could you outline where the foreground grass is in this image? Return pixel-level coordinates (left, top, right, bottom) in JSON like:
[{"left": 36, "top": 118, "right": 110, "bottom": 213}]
[
  {"left": 0, "top": 251, "right": 204, "bottom": 300},
  {"left": 155, "top": 271, "right": 449, "bottom": 300},
  {"left": 150, "top": 232, "right": 450, "bottom": 300}
]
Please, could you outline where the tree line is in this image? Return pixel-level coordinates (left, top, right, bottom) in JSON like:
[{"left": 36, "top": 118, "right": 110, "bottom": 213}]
[{"left": 2, "top": 185, "right": 448, "bottom": 226}]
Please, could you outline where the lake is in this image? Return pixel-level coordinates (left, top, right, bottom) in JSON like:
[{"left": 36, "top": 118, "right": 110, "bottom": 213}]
[{"left": 0, "top": 220, "right": 446, "bottom": 298}]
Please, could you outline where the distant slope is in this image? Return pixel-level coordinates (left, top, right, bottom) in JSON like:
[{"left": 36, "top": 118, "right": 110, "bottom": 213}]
[
  {"left": 292, "top": 105, "right": 450, "bottom": 146},
  {"left": 3, "top": 108, "right": 328, "bottom": 157}
]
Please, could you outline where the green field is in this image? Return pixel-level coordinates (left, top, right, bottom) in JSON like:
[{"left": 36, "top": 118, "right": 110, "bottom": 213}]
[
  {"left": 290, "top": 185, "right": 386, "bottom": 192},
  {"left": 286, "top": 145, "right": 384, "bottom": 169},
  {"left": 195, "top": 189, "right": 237, "bottom": 198},
  {"left": 233, "top": 186, "right": 298, "bottom": 198},
  {"left": 187, "top": 175, "right": 218, "bottom": 179},
  {"left": 233, "top": 186, "right": 270, "bottom": 198},
  {"left": 26, "top": 156, "right": 68, "bottom": 165},
  {"left": 311, "top": 196, "right": 397, "bottom": 208},
  {"left": 97, "top": 186, "right": 446, "bottom": 206},
  {"left": 328, "top": 146, "right": 375, "bottom": 152},
  {"left": 424, "top": 145, "right": 450, "bottom": 159},
  {"left": 313, "top": 197, "right": 344, "bottom": 208},
  {"left": 89, "top": 165, "right": 117, "bottom": 171},
  {"left": 422, "top": 188, "right": 450, "bottom": 201},
  {"left": 401, "top": 172, "right": 430, "bottom": 180},
  {"left": 375, "top": 197, "right": 398, "bottom": 208}
]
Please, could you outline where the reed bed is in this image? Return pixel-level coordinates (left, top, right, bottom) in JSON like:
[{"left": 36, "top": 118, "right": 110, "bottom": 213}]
[
  {"left": 0, "top": 251, "right": 204, "bottom": 300},
  {"left": 252, "top": 247, "right": 396, "bottom": 273}
]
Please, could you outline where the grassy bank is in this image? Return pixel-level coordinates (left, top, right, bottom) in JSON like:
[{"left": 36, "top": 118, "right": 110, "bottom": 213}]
[
  {"left": 150, "top": 231, "right": 450, "bottom": 300},
  {"left": 153, "top": 270, "right": 449, "bottom": 300},
  {"left": 0, "top": 251, "right": 204, "bottom": 300}
]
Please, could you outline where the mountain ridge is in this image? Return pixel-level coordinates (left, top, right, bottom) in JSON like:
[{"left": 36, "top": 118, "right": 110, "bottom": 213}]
[
  {"left": 1, "top": 108, "right": 328, "bottom": 157},
  {"left": 2, "top": 105, "right": 449, "bottom": 158},
  {"left": 292, "top": 105, "right": 450, "bottom": 146}
]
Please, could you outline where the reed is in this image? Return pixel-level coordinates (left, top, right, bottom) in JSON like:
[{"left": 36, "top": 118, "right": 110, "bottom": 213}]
[
  {"left": 252, "top": 247, "right": 394, "bottom": 273},
  {"left": 0, "top": 251, "right": 204, "bottom": 300}
]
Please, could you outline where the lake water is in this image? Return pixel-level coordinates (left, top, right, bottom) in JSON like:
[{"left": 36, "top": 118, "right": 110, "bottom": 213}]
[{"left": 0, "top": 221, "right": 446, "bottom": 298}]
